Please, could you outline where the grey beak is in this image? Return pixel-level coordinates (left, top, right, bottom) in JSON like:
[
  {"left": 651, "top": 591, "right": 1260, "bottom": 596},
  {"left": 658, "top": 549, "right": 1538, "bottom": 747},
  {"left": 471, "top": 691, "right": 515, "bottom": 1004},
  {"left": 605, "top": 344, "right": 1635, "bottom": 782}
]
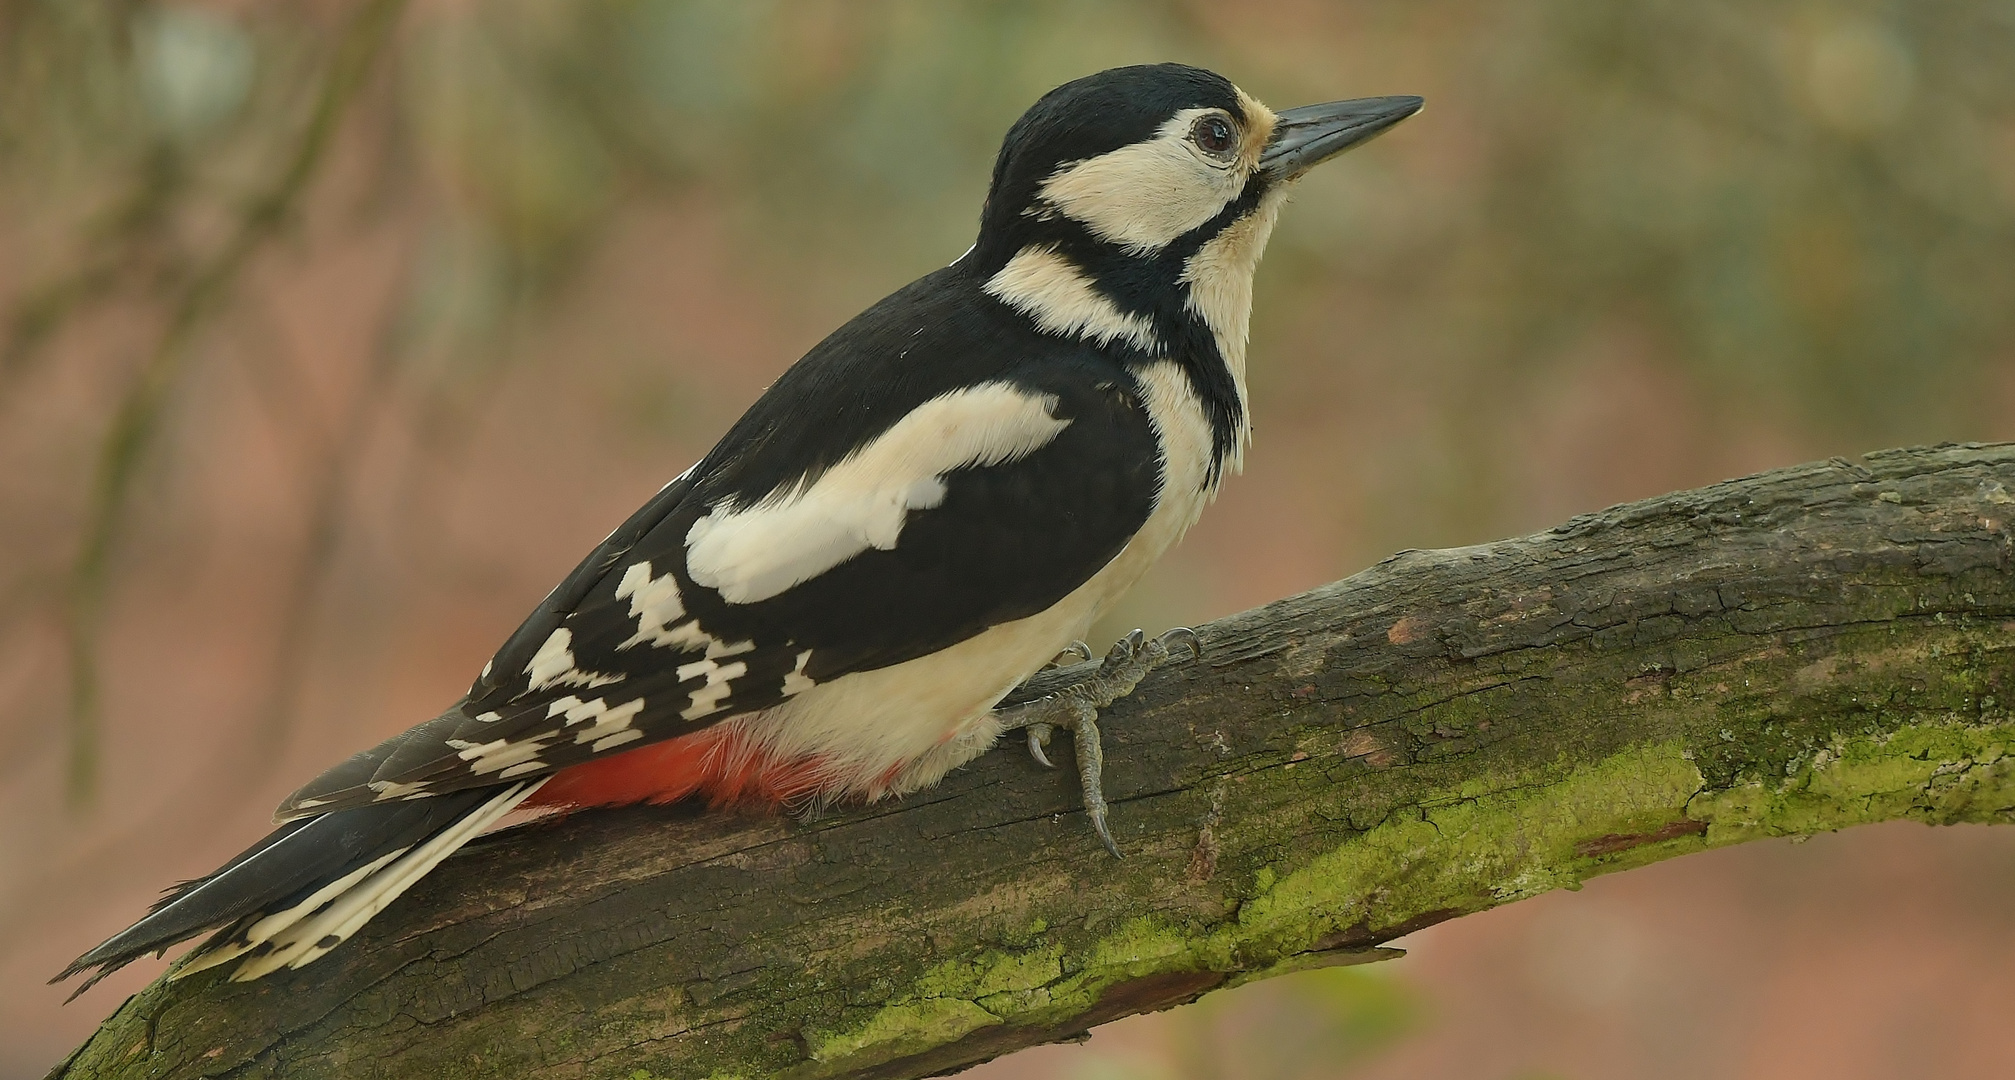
[{"left": 1260, "top": 95, "right": 1423, "bottom": 181}]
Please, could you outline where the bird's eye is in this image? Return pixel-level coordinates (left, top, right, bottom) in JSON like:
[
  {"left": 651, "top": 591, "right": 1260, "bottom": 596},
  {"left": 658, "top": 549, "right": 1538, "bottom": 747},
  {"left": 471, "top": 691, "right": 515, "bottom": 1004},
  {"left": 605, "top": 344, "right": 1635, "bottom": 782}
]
[{"left": 1191, "top": 115, "right": 1237, "bottom": 159}]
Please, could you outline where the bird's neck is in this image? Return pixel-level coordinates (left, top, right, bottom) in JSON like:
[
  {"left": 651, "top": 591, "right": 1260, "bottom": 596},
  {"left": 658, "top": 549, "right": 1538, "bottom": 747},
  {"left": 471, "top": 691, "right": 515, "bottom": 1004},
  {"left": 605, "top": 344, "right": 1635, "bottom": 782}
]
[
  {"left": 974, "top": 188, "right": 1285, "bottom": 483},
  {"left": 1169, "top": 187, "right": 1285, "bottom": 479}
]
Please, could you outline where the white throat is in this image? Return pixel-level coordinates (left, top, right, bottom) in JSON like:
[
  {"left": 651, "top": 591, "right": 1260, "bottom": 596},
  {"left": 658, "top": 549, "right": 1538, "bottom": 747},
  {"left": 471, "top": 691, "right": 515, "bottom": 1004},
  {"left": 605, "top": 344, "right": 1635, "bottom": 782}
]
[{"left": 1177, "top": 186, "right": 1287, "bottom": 473}]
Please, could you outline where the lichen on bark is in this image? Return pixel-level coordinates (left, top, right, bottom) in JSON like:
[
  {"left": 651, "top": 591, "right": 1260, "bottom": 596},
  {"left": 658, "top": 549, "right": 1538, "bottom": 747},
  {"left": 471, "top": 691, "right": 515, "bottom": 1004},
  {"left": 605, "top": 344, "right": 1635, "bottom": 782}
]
[{"left": 50, "top": 444, "right": 2015, "bottom": 1080}]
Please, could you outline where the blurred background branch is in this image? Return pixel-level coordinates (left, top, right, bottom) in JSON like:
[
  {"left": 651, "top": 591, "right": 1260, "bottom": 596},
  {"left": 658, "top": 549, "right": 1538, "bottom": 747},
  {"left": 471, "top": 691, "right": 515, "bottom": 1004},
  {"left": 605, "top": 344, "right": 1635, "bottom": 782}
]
[
  {"left": 2, "top": 2, "right": 2013, "bottom": 1078},
  {"left": 59, "top": 0, "right": 406, "bottom": 808}
]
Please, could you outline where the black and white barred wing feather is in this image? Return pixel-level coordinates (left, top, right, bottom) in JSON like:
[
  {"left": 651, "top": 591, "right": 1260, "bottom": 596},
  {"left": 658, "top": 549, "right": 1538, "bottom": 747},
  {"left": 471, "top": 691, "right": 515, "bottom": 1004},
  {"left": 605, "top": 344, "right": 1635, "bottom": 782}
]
[{"left": 277, "top": 271, "right": 1160, "bottom": 818}]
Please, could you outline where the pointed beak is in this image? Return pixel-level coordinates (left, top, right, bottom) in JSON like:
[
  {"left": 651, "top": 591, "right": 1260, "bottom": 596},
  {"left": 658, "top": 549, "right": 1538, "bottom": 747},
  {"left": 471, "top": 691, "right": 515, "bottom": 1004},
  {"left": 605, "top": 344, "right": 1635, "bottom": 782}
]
[{"left": 1259, "top": 95, "right": 1423, "bottom": 182}]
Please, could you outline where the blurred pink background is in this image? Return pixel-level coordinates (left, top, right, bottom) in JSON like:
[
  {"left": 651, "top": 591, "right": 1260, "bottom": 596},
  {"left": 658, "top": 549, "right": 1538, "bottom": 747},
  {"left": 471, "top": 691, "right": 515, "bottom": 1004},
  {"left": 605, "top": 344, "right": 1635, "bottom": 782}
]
[{"left": 3, "top": 2, "right": 2014, "bottom": 1076}]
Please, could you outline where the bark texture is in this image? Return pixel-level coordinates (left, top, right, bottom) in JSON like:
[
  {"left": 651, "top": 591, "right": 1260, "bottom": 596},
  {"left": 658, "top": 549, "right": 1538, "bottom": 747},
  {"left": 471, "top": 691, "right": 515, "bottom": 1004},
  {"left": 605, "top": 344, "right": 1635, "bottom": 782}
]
[{"left": 52, "top": 444, "right": 2015, "bottom": 1080}]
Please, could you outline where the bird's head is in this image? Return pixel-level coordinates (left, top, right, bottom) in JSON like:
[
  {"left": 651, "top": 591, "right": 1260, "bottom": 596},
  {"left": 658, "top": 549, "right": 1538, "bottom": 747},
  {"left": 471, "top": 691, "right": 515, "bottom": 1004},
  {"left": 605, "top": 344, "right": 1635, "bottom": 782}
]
[{"left": 970, "top": 63, "right": 1420, "bottom": 361}]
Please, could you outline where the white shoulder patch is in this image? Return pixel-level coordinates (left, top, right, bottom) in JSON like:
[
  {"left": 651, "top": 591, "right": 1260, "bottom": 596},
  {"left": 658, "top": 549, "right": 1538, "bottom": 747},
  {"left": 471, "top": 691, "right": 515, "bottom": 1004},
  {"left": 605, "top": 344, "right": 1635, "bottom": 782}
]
[
  {"left": 686, "top": 382, "right": 1071, "bottom": 604},
  {"left": 984, "top": 245, "right": 1161, "bottom": 353}
]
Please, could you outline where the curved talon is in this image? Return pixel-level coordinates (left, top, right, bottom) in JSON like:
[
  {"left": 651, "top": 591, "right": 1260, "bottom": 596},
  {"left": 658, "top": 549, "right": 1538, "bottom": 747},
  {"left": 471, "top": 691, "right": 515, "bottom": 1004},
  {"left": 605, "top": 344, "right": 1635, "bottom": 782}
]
[
  {"left": 1043, "top": 641, "right": 1093, "bottom": 670},
  {"left": 1101, "top": 629, "right": 1145, "bottom": 674},
  {"left": 1026, "top": 724, "right": 1055, "bottom": 768},
  {"left": 1157, "top": 626, "right": 1202, "bottom": 661},
  {"left": 1087, "top": 800, "right": 1120, "bottom": 859},
  {"left": 1070, "top": 707, "right": 1121, "bottom": 858}
]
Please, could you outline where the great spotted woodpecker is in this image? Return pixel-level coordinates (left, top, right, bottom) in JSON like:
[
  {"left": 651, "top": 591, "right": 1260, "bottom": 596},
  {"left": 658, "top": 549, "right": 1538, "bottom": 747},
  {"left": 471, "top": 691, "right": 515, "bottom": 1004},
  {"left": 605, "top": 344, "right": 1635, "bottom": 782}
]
[{"left": 59, "top": 63, "right": 1419, "bottom": 993}]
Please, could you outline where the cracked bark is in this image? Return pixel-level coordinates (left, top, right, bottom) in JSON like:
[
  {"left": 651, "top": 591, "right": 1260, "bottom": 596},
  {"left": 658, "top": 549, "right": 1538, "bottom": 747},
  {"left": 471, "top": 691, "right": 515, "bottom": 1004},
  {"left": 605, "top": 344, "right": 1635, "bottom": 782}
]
[{"left": 50, "top": 443, "right": 2015, "bottom": 1080}]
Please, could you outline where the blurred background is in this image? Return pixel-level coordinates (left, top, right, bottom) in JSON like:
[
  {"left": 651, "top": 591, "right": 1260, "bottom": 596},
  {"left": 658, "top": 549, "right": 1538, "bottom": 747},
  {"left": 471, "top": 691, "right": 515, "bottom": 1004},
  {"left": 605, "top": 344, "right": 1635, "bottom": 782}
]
[{"left": 3, "top": 1, "right": 2014, "bottom": 1076}]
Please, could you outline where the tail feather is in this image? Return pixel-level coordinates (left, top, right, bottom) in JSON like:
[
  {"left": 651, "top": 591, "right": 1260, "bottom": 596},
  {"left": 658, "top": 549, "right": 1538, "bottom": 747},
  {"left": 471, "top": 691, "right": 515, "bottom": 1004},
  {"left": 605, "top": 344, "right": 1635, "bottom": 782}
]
[
  {"left": 55, "top": 782, "right": 539, "bottom": 995},
  {"left": 230, "top": 780, "right": 542, "bottom": 979},
  {"left": 169, "top": 846, "right": 413, "bottom": 981}
]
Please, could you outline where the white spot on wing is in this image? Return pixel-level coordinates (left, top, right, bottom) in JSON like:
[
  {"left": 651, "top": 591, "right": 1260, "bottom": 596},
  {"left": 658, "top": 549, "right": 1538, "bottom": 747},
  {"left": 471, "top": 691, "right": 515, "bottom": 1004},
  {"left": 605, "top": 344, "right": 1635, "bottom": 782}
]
[
  {"left": 524, "top": 628, "right": 574, "bottom": 691},
  {"left": 522, "top": 627, "right": 624, "bottom": 691},
  {"left": 679, "top": 658, "right": 748, "bottom": 720},
  {"left": 592, "top": 729, "right": 645, "bottom": 752},
  {"left": 615, "top": 561, "right": 705, "bottom": 651},
  {"left": 782, "top": 649, "right": 816, "bottom": 696},
  {"left": 456, "top": 735, "right": 549, "bottom": 775},
  {"left": 367, "top": 778, "right": 431, "bottom": 801},
  {"left": 984, "top": 245, "right": 1160, "bottom": 352},
  {"left": 685, "top": 383, "right": 1071, "bottom": 604},
  {"left": 552, "top": 695, "right": 646, "bottom": 745}
]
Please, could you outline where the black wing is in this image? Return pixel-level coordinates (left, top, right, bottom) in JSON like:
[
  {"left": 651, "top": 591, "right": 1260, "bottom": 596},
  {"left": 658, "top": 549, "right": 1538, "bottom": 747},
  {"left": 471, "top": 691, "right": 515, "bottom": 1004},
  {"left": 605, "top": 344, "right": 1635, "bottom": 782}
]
[{"left": 278, "top": 264, "right": 1160, "bottom": 818}]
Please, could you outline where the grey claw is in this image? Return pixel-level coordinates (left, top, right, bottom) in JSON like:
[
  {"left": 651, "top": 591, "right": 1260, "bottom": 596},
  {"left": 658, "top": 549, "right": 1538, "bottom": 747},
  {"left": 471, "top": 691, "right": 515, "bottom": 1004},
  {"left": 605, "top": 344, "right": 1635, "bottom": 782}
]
[
  {"left": 1072, "top": 706, "right": 1121, "bottom": 858},
  {"left": 1088, "top": 800, "right": 1121, "bottom": 859},
  {"left": 1043, "top": 641, "right": 1093, "bottom": 669},
  {"left": 1157, "top": 626, "right": 1202, "bottom": 660},
  {"left": 1101, "top": 630, "right": 1145, "bottom": 674},
  {"left": 1026, "top": 724, "right": 1055, "bottom": 768}
]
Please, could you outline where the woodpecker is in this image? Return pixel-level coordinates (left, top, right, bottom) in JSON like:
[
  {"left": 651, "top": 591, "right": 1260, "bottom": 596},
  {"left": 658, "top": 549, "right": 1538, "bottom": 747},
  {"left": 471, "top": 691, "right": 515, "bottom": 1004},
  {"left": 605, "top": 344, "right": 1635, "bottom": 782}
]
[{"left": 58, "top": 64, "right": 1420, "bottom": 993}]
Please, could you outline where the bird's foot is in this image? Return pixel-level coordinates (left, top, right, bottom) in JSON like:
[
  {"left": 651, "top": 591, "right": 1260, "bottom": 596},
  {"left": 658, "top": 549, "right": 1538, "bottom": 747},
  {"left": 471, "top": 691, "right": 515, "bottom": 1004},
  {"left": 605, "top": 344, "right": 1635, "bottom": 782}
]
[{"left": 997, "top": 627, "right": 1201, "bottom": 857}]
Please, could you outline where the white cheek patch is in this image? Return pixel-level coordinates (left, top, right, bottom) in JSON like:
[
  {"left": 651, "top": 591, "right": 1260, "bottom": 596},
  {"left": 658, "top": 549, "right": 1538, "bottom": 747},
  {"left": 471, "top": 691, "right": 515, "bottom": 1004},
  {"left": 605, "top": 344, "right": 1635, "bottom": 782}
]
[
  {"left": 984, "top": 245, "right": 1161, "bottom": 352},
  {"left": 1038, "top": 108, "right": 1249, "bottom": 256},
  {"left": 686, "top": 383, "right": 1071, "bottom": 604}
]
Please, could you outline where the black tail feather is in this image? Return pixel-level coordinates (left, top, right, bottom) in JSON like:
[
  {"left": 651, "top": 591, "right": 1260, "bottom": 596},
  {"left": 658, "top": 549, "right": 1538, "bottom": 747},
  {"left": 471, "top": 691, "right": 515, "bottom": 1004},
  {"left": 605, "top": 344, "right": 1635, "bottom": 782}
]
[{"left": 55, "top": 790, "right": 492, "bottom": 994}]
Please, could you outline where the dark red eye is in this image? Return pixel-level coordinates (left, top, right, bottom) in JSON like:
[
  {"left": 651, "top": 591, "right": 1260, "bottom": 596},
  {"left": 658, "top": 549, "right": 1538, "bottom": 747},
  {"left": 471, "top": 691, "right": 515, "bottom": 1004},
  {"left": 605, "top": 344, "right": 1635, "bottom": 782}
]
[{"left": 1191, "top": 115, "right": 1236, "bottom": 158}]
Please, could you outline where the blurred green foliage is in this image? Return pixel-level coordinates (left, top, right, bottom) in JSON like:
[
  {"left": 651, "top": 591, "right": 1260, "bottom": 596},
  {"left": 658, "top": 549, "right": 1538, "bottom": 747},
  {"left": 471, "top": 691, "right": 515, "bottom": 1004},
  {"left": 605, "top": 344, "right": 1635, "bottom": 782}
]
[{"left": 8, "top": 1, "right": 2009, "bottom": 437}]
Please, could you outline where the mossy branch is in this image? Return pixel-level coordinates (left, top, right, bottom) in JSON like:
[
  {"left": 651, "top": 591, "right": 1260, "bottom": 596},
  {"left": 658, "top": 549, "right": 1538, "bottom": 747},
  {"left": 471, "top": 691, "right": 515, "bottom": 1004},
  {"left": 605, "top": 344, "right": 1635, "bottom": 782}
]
[{"left": 50, "top": 443, "right": 2015, "bottom": 1080}]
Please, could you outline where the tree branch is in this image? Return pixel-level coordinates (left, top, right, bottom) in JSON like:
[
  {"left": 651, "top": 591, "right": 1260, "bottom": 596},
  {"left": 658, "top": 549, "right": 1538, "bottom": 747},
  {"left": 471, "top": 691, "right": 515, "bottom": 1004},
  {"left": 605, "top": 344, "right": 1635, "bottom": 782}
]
[{"left": 51, "top": 443, "right": 2015, "bottom": 1080}]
